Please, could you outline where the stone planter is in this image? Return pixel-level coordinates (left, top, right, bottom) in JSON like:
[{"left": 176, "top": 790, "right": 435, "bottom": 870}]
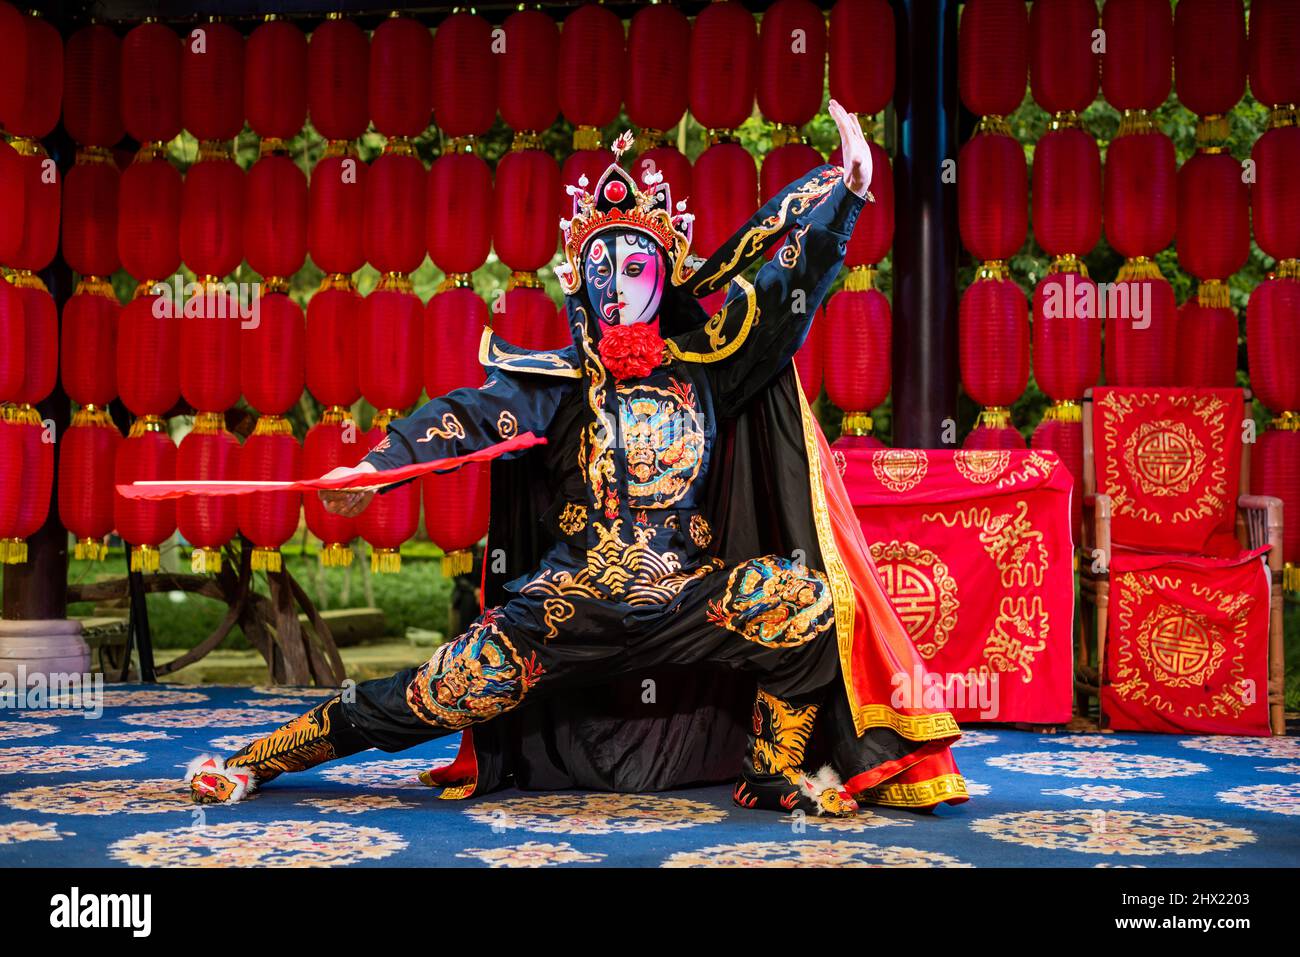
[{"left": 0, "top": 619, "right": 91, "bottom": 682}]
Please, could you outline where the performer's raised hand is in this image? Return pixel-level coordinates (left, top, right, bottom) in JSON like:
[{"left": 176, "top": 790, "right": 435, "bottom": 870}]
[
  {"left": 829, "top": 98, "right": 874, "bottom": 201},
  {"left": 318, "top": 462, "right": 378, "bottom": 517}
]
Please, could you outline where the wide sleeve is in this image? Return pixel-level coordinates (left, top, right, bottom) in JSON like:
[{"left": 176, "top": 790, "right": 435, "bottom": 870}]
[
  {"left": 362, "top": 368, "right": 566, "bottom": 472},
  {"left": 682, "top": 179, "right": 866, "bottom": 416}
]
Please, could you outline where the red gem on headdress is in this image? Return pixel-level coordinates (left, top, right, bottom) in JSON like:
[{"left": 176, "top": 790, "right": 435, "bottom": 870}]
[{"left": 604, "top": 180, "right": 627, "bottom": 203}]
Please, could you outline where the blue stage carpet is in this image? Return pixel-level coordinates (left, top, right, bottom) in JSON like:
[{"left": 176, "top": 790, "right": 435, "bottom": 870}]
[{"left": 1, "top": 684, "right": 1297, "bottom": 868}]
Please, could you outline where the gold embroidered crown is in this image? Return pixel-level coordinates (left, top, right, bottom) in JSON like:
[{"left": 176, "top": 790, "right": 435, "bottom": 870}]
[{"left": 557, "top": 130, "right": 695, "bottom": 295}]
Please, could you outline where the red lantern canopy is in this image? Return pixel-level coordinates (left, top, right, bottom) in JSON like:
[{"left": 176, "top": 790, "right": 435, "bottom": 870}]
[
  {"left": 121, "top": 22, "right": 182, "bottom": 144},
  {"left": 181, "top": 143, "right": 245, "bottom": 280},
  {"left": 242, "top": 289, "right": 305, "bottom": 417},
  {"left": 958, "top": 125, "right": 1028, "bottom": 263},
  {"left": 1104, "top": 274, "right": 1177, "bottom": 386},
  {"left": 114, "top": 418, "right": 176, "bottom": 573},
  {"left": 61, "top": 277, "right": 119, "bottom": 408},
  {"left": 498, "top": 10, "right": 559, "bottom": 134},
  {"left": 492, "top": 147, "right": 560, "bottom": 273},
  {"left": 691, "top": 143, "right": 758, "bottom": 260},
  {"left": 1246, "top": 276, "right": 1300, "bottom": 414},
  {"left": 1033, "top": 123, "right": 1101, "bottom": 259},
  {"left": 1249, "top": 0, "right": 1300, "bottom": 109},
  {"left": 306, "top": 275, "right": 362, "bottom": 409},
  {"left": 3, "top": 406, "right": 53, "bottom": 565},
  {"left": 830, "top": 0, "right": 895, "bottom": 116},
  {"left": 1104, "top": 122, "right": 1175, "bottom": 260},
  {"left": 825, "top": 280, "right": 891, "bottom": 444},
  {"left": 181, "top": 281, "right": 242, "bottom": 415},
  {"left": 426, "top": 283, "right": 488, "bottom": 398},
  {"left": 959, "top": 0, "right": 1028, "bottom": 118},
  {"left": 0, "top": 2, "right": 27, "bottom": 134},
  {"left": 432, "top": 11, "right": 497, "bottom": 138},
  {"left": 62, "top": 150, "right": 121, "bottom": 279},
  {"left": 960, "top": 271, "right": 1029, "bottom": 410},
  {"left": 118, "top": 147, "right": 182, "bottom": 282},
  {"left": 308, "top": 15, "right": 369, "bottom": 142},
  {"left": 6, "top": 12, "right": 62, "bottom": 140},
  {"left": 793, "top": 306, "right": 824, "bottom": 403},
  {"left": 310, "top": 145, "right": 368, "bottom": 276},
  {"left": 304, "top": 411, "right": 362, "bottom": 567},
  {"left": 0, "top": 414, "right": 17, "bottom": 559},
  {"left": 1100, "top": 0, "right": 1173, "bottom": 112},
  {"left": 365, "top": 142, "right": 428, "bottom": 275},
  {"left": 630, "top": 146, "right": 692, "bottom": 211},
  {"left": 689, "top": 0, "right": 756, "bottom": 132},
  {"left": 180, "top": 19, "right": 244, "bottom": 143},
  {"left": 626, "top": 4, "right": 689, "bottom": 136},
  {"left": 359, "top": 276, "right": 423, "bottom": 417},
  {"left": 10, "top": 139, "right": 60, "bottom": 274},
  {"left": 559, "top": 3, "right": 624, "bottom": 137},
  {"left": 1174, "top": 0, "right": 1247, "bottom": 120},
  {"left": 0, "top": 276, "right": 25, "bottom": 402},
  {"left": 496, "top": 282, "right": 562, "bottom": 353},
  {"left": 177, "top": 414, "right": 240, "bottom": 573},
  {"left": 762, "top": 143, "right": 824, "bottom": 204},
  {"left": 64, "top": 24, "right": 124, "bottom": 148},
  {"left": 1032, "top": 412, "right": 1084, "bottom": 535},
  {"left": 423, "top": 461, "right": 490, "bottom": 577},
  {"left": 758, "top": 0, "right": 826, "bottom": 129},
  {"left": 0, "top": 140, "right": 25, "bottom": 266},
  {"left": 246, "top": 18, "right": 307, "bottom": 141},
  {"left": 370, "top": 15, "right": 431, "bottom": 138},
  {"left": 1252, "top": 422, "right": 1300, "bottom": 593},
  {"left": 1032, "top": 270, "right": 1101, "bottom": 401},
  {"left": 1177, "top": 298, "right": 1238, "bottom": 388},
  {"left": 13, "top": 273, "right": 57, "bottom": 409},
  {"left": 59, "top": 407, "right": 120, "bottom": 561},
  {"left": 1029, "top": 0, "right": 1100, "bottom": 115},
  {"left": 1251, "top": 124, "right": 1300, "bottom": 264},
  {"left": 833, "top": 140, "right": 894, "bottom": 268},
  {"left": 1177, "top": 150, "right": 1250, "bottom": 301},
  {"left": 117, "top": 285, "right": 181, "bottom": 417},
  {"left": 964, "top": 416, "right": 1027, "bottom": 450},
  {"left": 238, "top": 421, "right": 301, "bottom": 572},
  {"left": 428, "top": 149, "right": 493, "bottom": 276},
  {"left": 358, "top": 418, "right": 420, "bottom": 573},
  {"left": 245, "top": 151, "right": 308, "bottom": 280}
]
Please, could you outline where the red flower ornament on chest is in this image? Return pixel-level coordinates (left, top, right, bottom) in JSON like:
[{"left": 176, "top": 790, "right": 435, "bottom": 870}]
[{"left": 598, "top": 321, "right": 667, "bottom": 381}]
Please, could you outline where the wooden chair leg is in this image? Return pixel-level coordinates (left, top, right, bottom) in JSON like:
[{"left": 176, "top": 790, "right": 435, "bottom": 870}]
[{"left": 1095, "top": 578, "right": 1110, "bottom": 729}]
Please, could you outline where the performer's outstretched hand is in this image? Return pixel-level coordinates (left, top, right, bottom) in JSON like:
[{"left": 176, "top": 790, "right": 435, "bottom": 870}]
[
  {"left": 318, "top": 462, "right": 378, "bottom": 517},
  {"left": 829, "top": 98, "right": 874, "bottom": 201}
]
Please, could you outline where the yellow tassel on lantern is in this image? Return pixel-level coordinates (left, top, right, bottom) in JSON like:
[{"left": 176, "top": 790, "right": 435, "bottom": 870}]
[
  {"left": 506, "top": 271, "right": 542, "bottom": 291},
  {"left": 250, "top": 547, "right": 282, "bottom": 573},
  {"left": 1275, "top": 259, "right": 1299, "bottom": 281},
  {"left": 191, "top": 547, "right": 222, "bottom": 574},
  {"left": 129, "top": 414, "right": 166, "bottom": 438},
  {"left": 572, "top": 125, "right": 602, "bottom": 152},
  {"left": 441, "top": 549, "right": 473, "bottom": 578},
  {"left": 1116, "top": 256, "right": 1162, "bottom": 282},
  {"left": 320, "top": 542, "right": 354, "bottom": 568},
  {"left": 1043, "top": 399, "right": 1083, "bottom": 423},
  {"left": 2, "top": 538, "right": 25, "bottom": 564},
  {"left": 510, "top": 129, "right": 543, "bottom": 151},
  {"left": 1195, "top": 113, "right": 1230, "bottom": 149},
  {"left": 979, "top": 407, "right": 1012, "bottom": 429},
  {"left": 1048, "top": 254, "right": 1089, "bottom": 277},
  {"left": 843, "top": 264, "right": 876, "bottom": 292},
  {"left": 1285, "top": 563, "right": 1299, "bottom": 595},
  {"left": 437, "top": 272, "right": 475, "bottom": 294},
  {"left": 443, "top": 135, "right": 477, "bottom": 156},
  {"left": 131, "top": 545, "right": 161, "bottom": 573},
  {"left": 768, "top": 124, "right": 803, "bottom": 148},
  {"left": 1196, "top": 279, "right": 1231, "bottom": 309},
  {"left": 252, "top": 414, "right": 294, "bottom": 437},
  {"left": 841, "top": 412, "right": 873, "bottom": 436},
  {"left": 371, "top": 547, "right": 402, "bottom": 574},
  {"left": 975, "top": 260, "right": 1010, "bottom": 282},
  {"left": 74, "top": 537, "right": 109, "bottom": 561},
  {"left": 377, "top": 272, "right": 414, "bottom": 295}
]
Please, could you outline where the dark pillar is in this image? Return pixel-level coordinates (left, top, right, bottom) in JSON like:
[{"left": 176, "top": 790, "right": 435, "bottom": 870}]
[{"left": 890, "top": 0, "right": 960, "bottom": 449}]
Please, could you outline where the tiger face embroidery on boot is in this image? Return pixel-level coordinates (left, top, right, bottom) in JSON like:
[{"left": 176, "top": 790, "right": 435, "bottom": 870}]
[{"left": 707, "top": 555, "right": 835, "bottom": 647}]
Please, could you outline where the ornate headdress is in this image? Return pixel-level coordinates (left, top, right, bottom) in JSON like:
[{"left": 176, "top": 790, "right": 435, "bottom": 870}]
[{"left": 556, "top": 130, "right": 696, "bottom": 296}]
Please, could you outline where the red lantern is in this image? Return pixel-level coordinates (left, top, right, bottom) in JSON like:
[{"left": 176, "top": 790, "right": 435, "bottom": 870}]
[
  {"left": 958, "top": 128, "right": 1028, "bottom": 263},
  {"left": 1174, "top": 0, "right": 1247, "bottom": 119},
  {"left": 118, "top": 151, "right": 182, "bottom": 282},
  {"left": 1249, "top": 0, "right": 1300, "bottom": 109},
  {"left": 1246, "top": 276, "right": 1300, "bottom": 414},
  {"left": 0, "top": 276, "right": 24, "bottom": 402},
  {"left": 825, "top": 283, "right": 891, "bottom": 442},
  {"left": 182, "top": 145, "right": 244, "bottom": 280},
  {"left": 0, "top": 140, "right": 25, "bottom": 265},
  {"left": 0, "top": 414, "right": 18, "bottom": 557},
  {"left": 246, "top": 19, "right": 307, "bottom": 141},
  {"left": 1033, "top": 271, "right": 1101, "bottom": 401},
  {"left": 365, "top": 145, "right": 428, "bottom": 275},
  {"left": 64, "top": 24, "right": 124, "bottom": 148},
  {"left": 793, "top": 306, "right": 824, "bottom": 403},
  {"left": 117, "top": 286, "right": 181, "bottom": 416},
  {"left": 834, "top": 141, "right": 894, "bottom": 268},
  {"left": 306, "top": 277, "right": 362, "bottom": 409},
  {"left": 308, "top": 16, "right": 368, "bottom": 142},
  {"left": 627, "top": 4, "right": 689, "bottom": 135},
  {"left": 630, "top": 146, "right": 692, "bottom": 208},
  {"left": 1032, "top": 412, "right": 1084, "bottom": 535},
  {"left": 121, "top": 22, "right": 182, "bottom": 144},
  {"left": 1251, "top": 125, "right": 1300, "bottom": 264},
  {"left": 432, "top": 12, "right": 497, "bottom": 138},
  {"left": 428, "top": 150, "right": 493, "bottom": 275},
  {"left": 426, "top": 284, "right": 488, "bottom": 398},
  {"left": 369, "top": 15, "right": 431, "bottom": 138},
  {"left": 498, "top": 10, "right": 558, "bottom": 133},
  {"left": 245, "top": 153, "right": 308, "bottom": 279},
  {"left": 3, "top": 407, "right": 53, "bottom": 565},
  {"left": 10, "top": 140, "right": 60, "bottom": 274},
  {"left": 0, "top": 2, "right": 27, "bottom": 135},
  {"left": 358, "top": 418, "right": 420, "bottom": 573},
  {"left": 964, "top": 419, "right": 1027, "bottom": 450},
  {"left": 1177, "top": 150, "right": 1250, "bottom": 284},
  {"left": 238, "top": 422, "right": 301, "bottom": 572},
  {"left": 181, "top": 282, "right": 242, "bottom": 415},
  {"left": 1029, "top": 0, "right": 1100, "bottom": 115},
  {"left": 62, "top": 151, "right": 120, "bottom": 278},
  {"left": 960, "top": 274, "right": 1029, "bottom": 408},
  {"left": 492, "top": 148, "right": 559, "bottom": 273},
  {"left": 690, "top": 0, "right": 756, "bottom": 132},
  {"left": 14, "top": 274, "right": 57, "bottom": 408},
  {"left": 304, "top": 412, "right": 362, "bottom": 567},
  {"left": 1100, "top": 0, "right": 1173, "bottom": 111},
  {"left": 242, "top": 291, "right": 304, "bottom": 416},
  {"left": 496, "top": 285, "right": 562, "bottom": 353},
  {"left": 360, "top": 278, "right": 424, "bottom": 416},
  {"left": 114, "top": 418, "right": 176, "bottom": 573},
  {"left": 423, "top": 461, "right": 490, "bottom": 576},
  {"left": 6, "top": 13, "right": 62, "bottom": 140},
  {"left": 830, "top": 0, "right": 895, "bottom": 115},
  {"left": 692, "top": 143, "right": 758, "bottom": 260},
  {"left": 1252, "top": 423, "right": 1300, "bottom": 593},
  {"left": 762, "top": 143, "right": 824, "bottom": 203},
  {"left": 1104, "top": 276, "right": 1177, "bottom": 386},
  {"left": 310, "top": 147, "right": 368, "bottom": 276},
  {"left": 1178, "top": 298, "right": 1238, "bottom": 388},
  {"left": 1032, "top": 125, "right": 1101, "bottom": 258},
  {"left": 181, "top": 19, "right": 244, "bottom": 142},
  {"left": 61, "top": 278, "right": 119, "bottom": 408},
  {"left": 959, "top": 0, "right": 1028, "bottom": 118},
  {"left": 559, "top": 4, "right": 624, "bottom": 133},
  {"left": 758, "top": 0, "right": 826, "bottom": 127},
  {"left": 59, "top": 407, "right": 120, "bottom": 561},
  {"left": 1104, "top": 126, "right": 1176, "bottom": 260},
  {"left": 177, "top": 415, "right": 240, "bottom": 573}
]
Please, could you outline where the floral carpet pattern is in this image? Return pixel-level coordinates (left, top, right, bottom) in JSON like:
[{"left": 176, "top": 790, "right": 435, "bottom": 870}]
[{"left": 1, "top": 684, "right": 1297, "bottom": 868}]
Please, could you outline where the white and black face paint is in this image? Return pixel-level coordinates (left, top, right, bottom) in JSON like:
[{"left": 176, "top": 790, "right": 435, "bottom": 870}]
[{"left": 583, "top": 230, "right": 667, "bottom": 328}]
